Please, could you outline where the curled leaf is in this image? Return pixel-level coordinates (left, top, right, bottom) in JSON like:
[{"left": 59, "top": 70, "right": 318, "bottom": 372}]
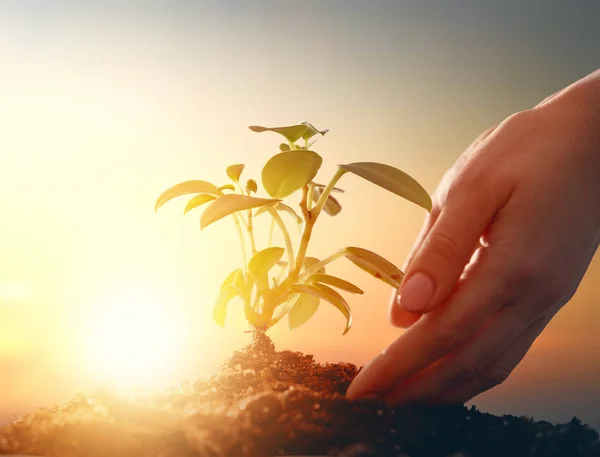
[
  {"left": 155, "top": 180, "right": 221, "bottom": 211},
  {"left": 226, "top": 164, "right": 245, "bottom": 183},
  {"left": 246, "top": 179, "right": 258, "bottom": 193},
  {"left": 339, "top": 162, "right": 432, "bottom": 212},
  {"left": 220, "top": 268, "right": 242, "bottom": 291},
  {"left": 305, "top": 273, "right": 363, "bottom": 294},
  {"left": 213, "top": 286, "right": 239, "bottom": 327},
  {"left": 184, "top": 194, "right": 216, "bottom": 214},
  {"left": 342, "top": 246, "right": 405, "bottom": 288},
  {"left": 219, "top": 184, "right": 236, "bottom": 192},
  {"left": 288, "top": 294, "right": 320, "bottom": 330},
  {"left": 262, "top": 149, "right": 323, "bottom": 198},
  {"left": 232, "top": 269, "right": 254, "bottom": 301},
  {"left": 300, "top": 121, "right": 329, "bottom": 141},
  {"left": 249, "top": 124, "right": 308, "bottom": 143},
  {"left": 248, "top": 247, "right": 285, "bottom": 280},
  {"left": 291, "top": 283, "right": 352, "bottom": 335},
  {"left": 201, "top": 195, "right": 279, "bottom": 230}
]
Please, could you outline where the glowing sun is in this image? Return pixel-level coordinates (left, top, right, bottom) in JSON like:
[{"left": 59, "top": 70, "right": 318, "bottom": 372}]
[{"left": 85, "top": 289, "right": 181, "bottom": 387}]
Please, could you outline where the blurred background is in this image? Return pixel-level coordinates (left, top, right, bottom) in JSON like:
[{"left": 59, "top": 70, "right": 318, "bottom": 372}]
[{"left": 1, "top": 0, "right": 599, "bottom": 430}]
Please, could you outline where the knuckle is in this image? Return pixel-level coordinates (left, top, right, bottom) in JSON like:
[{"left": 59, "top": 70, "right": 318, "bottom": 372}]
[
  {"left": 425, "top": 231, "right": 464, "bottom": 266},
  {"left": 502, "top": 108, "right": 537, "bottom": 132}
]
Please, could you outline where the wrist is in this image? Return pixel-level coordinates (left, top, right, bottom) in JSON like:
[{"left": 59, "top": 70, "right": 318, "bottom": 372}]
[{"left": 542, "top": 70, "right": 600, "bottom": 177}]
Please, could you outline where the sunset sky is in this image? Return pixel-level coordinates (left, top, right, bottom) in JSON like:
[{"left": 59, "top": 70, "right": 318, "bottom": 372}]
[{"left": 1, "top": 1, "right": 600, "bottom": 430}]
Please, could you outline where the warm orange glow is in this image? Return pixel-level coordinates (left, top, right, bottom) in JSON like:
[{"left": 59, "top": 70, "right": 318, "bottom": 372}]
[
  {"left": 83, "top": 289, "right": 181, "bottom": 387},
  {"left": 1, "top": 2, "right": 599, "bottom": 432}
]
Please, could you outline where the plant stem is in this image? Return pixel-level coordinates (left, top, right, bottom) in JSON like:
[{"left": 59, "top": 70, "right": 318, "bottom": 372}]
[
  {"left": 267, "top": 214, "right": 275, "bottom": 247},
  {"left": 299, "top": 184, "right": 310, "bottom": 220},
  {"left": 293, "top": 218, "right": 314, "bottom": 275},
  {"left": 292, "top": 168, "right": 348, "bottom": 275},
  {"left": 266, "top": 206, "right": 295, "bottom": 269},
  {"left": 312, "top": 167, "right": 347, "bottom": 218},
  {"left": 306, "top": 182, "right": 315, "bottom": 211},
  {"left": 298, "top": 250, "right": 346, "bottom": 281},
  {"left": 232, "top": 213, "right": 248, "bottom": 271},
  {"left": 247, "top": 209, "right": 257, "bottom": 256}
]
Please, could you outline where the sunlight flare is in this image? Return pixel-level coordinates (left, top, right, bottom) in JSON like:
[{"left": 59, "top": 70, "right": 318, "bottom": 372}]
[{"left": 84, "top": 289, "right": 181, "bottom": 387}]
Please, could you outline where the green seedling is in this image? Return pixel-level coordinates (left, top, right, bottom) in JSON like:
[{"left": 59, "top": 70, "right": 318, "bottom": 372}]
[{"left": 155, "top": 121, "right": 432, "bottom": 334}]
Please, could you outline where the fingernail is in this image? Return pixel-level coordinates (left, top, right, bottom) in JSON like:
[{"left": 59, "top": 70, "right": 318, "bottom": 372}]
[{"left": 397, "top": 272, "right": 435, "bottom": 312}]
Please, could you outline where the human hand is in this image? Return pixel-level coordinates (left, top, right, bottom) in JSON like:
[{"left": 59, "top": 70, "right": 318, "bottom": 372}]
[{"left": 347, "top": 69, "right": 600, "bottom": 405}]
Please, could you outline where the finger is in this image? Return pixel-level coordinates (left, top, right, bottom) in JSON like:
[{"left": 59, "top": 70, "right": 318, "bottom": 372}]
[
  {"left": 383, "top": 299, "right": 538, "bottom": 405},
  {"left": 396, "top": 198, "right": 497, "bottom": 314},
  {"left": 431, "top": 314, "right": 552, "bottom": 405},
  {"left": 396, "top": 157, "right": 511, "bottom": 314},
  {"left": 392, "top": 240, "right": 486, "bottom": 329},
  {"left": 390, "top": 212, "right": 436, "bottom": 327},
  {"left": 347, "top": 244, "right": 512, "bottom": 399},
  {"left": 390, "top": 126, "right": 497, "bottom": 326},
  {"left": 390, "top": 302, "right": 421, "bottom": 328}
]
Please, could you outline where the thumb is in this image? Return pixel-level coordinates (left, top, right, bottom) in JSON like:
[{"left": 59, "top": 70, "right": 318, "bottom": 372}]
[{"left": 395, "top": 191, "right": 499, "bottom": 314}]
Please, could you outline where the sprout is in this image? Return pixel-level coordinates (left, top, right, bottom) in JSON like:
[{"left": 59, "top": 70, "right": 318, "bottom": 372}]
[{"left": 155, "top": 122, "right": 431, "bottom": 335}]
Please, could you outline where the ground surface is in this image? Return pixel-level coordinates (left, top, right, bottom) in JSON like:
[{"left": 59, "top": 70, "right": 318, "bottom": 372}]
[{"left": 1, "top": 333, "right": 599, "bottom": 457}]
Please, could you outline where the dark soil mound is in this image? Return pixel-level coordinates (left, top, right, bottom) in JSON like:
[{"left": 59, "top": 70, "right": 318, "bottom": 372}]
[{"left": 1, "top": 333, "right": 598, "bottom": 457}]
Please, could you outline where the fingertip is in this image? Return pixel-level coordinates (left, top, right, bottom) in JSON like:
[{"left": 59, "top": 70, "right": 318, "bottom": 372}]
[
  {"left": 397, "top": 272, "right": 436, "bottom": 313},
  {"left": 346, "top": 353, "right": 389, "bottom": 400},
  {"left": 389, "top": 289, "right": 422, "bottom": 327},
  {"left": 390, "top": 303, "right": 422, "bottom": 328}
]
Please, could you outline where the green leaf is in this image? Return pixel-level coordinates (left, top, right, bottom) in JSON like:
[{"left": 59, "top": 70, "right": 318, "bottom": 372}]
[
  {"left": 246, "top": 179, "right": 258, "bottom": 193},
  {"left": 220, "top": 268, "right": 242, "bottom": 291},
  {"left": 269, "top": 292, "right": 299, "bottom": 326},
  {"left": 300, "top": 121, "right": 329, "bottom": 141},
  {"left": 248, "top": 247, "right": 285, "bottom": 280},
  {"left": 305, "top": 273, "right": 363, "bottom": 294},
  {"left": 219, "top": 184, "right": 236, "bottom": 192},
  {"left": 226, "top": 164, "right": 245, "bottom": 183},
  {"left": 249, "top": 124, "right": 308, "bottom": 143},
  {"left": 184, "top": 194, "right": 216, "bottom": 214},
  {"left": 342, "top": 246, "right": 405, "bottom": 288},
  {"left": 279, "top": 143, "right": 291, "bottom": 151},
  {"left": 213, "top": 286, "right": 239, "bottom": 327},
  {"left": 339, "top": 162, "right": 432, "bottom": 212},
  {"left": 262, "top": 149, "right": 323, "bottom": 198},
  {"left": 288, "top": 294, "right": 320, "bottom": 330},
  {"left": 155, "top": 180, "right": 221, "bottom": 211},
  {"left": 255, "top": 202, "right": 302, "bottom": 224},
  {"left": 291, "top": 283, "right": 352, "bottom": 335},
  {"left": 232, "top": 269, "right": 254, "bottom": 300},
  {"left": 201, "top": 194, "right": 279, "bottom": 230},
  {"left": 312, "top": 186, "right": 342, "bottom": 216}
]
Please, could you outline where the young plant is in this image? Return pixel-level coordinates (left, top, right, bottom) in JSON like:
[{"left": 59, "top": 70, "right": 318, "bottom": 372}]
[{"left": 155, "top": 122, "right": 431, "bottom": 335}]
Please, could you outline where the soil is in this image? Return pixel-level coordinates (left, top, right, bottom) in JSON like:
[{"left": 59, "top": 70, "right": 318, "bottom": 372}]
[{"left": 1, "top": 332, "right": 598, "bottom": 457}]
